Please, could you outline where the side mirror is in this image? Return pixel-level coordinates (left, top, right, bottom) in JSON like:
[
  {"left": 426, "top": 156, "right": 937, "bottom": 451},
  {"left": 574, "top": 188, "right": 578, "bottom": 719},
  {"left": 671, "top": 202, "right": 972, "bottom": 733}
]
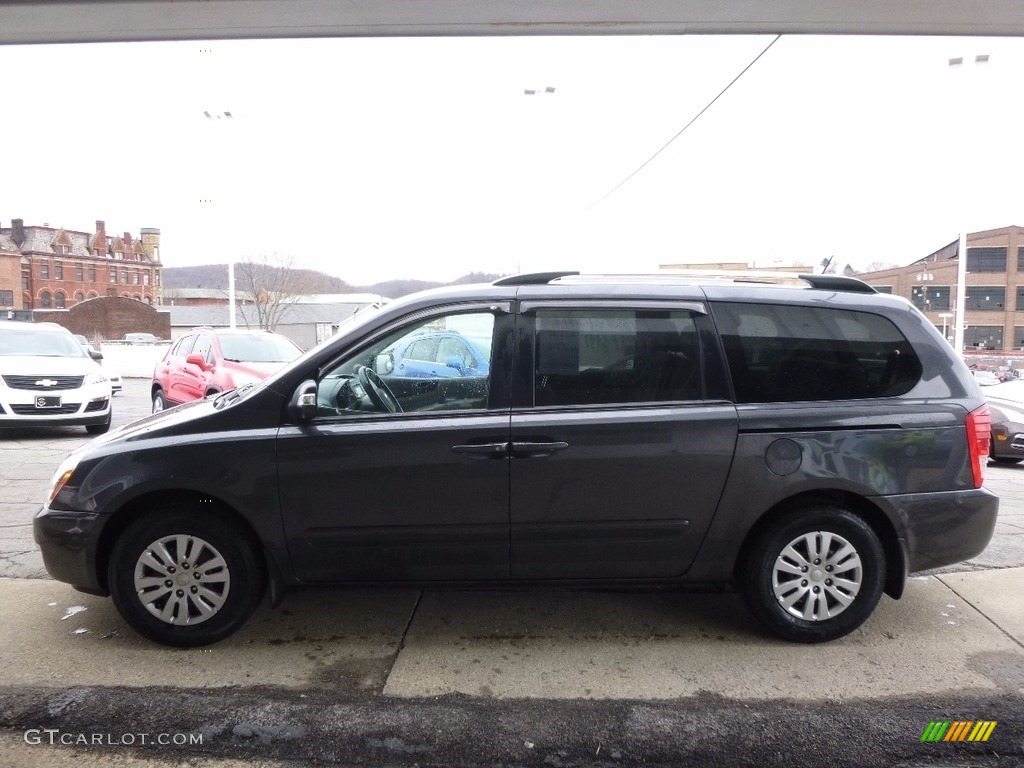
[
  {"left": 445, "top": 356, "right": 466, "bottom": 374},
  {"left": 375, "top": 353, "right": 394, "bottom": 376},
  {"left": 186, "top": 353, "right": 210, "bottom": 371},
  {"left": 288, "top": 379, "right": 318, "bottom": 421},
  {"left": 88, "top": 349, "right": 104, "bottom": 361}
]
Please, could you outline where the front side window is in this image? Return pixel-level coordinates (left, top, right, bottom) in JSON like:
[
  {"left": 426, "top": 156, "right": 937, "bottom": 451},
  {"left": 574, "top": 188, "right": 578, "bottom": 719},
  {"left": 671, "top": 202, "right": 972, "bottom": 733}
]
[
  {"left": 713, "top": 302, "right": 922, "bottom": 403},
  {"left": 317, "top": 311, "right": 495, "bottom": 417},
  {"left": 532, "top": 309, "right": 702, "bottom": 406}
]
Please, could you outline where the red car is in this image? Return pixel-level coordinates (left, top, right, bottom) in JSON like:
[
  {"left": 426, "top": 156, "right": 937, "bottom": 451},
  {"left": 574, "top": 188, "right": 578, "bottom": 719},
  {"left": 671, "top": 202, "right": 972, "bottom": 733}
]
[{"left": 151, "top": 328, "right": 303, "bottom": 412}]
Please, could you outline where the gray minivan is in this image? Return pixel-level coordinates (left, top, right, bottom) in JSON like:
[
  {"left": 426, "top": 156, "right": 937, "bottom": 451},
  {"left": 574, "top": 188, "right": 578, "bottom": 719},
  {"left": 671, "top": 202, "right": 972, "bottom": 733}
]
[{"left": 35, "top": 272, "right": 998, "bottom": 646}]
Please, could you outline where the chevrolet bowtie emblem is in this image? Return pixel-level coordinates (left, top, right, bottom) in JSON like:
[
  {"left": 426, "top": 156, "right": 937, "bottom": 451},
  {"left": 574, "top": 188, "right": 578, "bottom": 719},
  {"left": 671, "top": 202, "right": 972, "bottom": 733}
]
[{"left": 36, "top": 379, "right": 58, "bottom": 387}]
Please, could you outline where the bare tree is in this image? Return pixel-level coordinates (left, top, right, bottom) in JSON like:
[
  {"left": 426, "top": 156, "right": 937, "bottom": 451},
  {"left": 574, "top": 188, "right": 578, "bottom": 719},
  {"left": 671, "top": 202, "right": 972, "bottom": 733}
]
[{"left": 233, "top": 254, "right": 320, "bottom": 331}]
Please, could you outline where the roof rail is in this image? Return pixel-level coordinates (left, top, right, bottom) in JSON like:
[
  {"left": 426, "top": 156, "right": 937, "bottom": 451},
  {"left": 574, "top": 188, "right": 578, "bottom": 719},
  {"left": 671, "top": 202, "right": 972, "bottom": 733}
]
[
  {"left": 493, "top": 271, "right": 579, "bottom": 286},
  {"left": 493, "top": 270, "right": 876, "bottom": 293}
]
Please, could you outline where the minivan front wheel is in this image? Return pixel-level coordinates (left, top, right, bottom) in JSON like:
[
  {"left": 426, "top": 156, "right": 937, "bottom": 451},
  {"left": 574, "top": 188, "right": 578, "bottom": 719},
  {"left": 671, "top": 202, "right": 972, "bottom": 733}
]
[
  {"left": 108, "top": 509, "right": 265, "bottom": 647},
  {"left": 740, "top": 506, "right": 885, "bottom": 643}
]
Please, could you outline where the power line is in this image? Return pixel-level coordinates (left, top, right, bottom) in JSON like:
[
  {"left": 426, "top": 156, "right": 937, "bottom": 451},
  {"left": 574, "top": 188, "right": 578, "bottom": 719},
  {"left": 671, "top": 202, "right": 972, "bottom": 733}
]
[{"left": 587, "top": 35, "right": 782, "bottom": 210}]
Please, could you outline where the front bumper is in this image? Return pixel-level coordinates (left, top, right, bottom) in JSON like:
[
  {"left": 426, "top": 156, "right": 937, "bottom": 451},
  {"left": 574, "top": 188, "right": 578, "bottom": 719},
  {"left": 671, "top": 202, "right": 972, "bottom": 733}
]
[
  {"left": 0, "top": 383, "right": 111, "bottom": 427},
  {"left": 33, "top": 506, "right": 109, "bottom": 594}
]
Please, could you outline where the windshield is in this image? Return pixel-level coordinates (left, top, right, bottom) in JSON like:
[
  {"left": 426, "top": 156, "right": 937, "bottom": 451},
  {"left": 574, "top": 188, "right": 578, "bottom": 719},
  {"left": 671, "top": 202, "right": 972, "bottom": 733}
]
[
  {"left": 219, "top": 334, "right": 303, "bottom": 363},
  {"left": 0, "top": 328, "right": 86, "bottom": 357}
]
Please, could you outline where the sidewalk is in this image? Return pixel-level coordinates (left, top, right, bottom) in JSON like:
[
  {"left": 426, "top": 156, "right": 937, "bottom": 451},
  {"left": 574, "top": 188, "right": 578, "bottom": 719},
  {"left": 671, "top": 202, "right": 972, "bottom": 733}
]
[{"left": 2, "top": 569, "right": 1021, "bottom": 700}]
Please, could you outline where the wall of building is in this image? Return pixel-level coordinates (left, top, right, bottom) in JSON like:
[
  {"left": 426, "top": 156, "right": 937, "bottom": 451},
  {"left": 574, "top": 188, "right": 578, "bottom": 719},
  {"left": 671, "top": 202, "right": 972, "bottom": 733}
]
[
  {"left": 34, "top": 296, "right": 171, "bottom": 340},
  {"left": 858, "top": 225, "right": 1024, "bottom": 354}
]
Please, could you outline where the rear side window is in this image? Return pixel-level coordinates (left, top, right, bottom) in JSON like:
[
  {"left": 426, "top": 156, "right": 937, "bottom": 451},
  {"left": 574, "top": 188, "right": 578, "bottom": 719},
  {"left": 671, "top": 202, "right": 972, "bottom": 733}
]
[
  {"left": 712, "top": 302, "right": 921, "bottom": 403},
  {"left": 533, "top": 309, "right": 702, "bottom": 406}
]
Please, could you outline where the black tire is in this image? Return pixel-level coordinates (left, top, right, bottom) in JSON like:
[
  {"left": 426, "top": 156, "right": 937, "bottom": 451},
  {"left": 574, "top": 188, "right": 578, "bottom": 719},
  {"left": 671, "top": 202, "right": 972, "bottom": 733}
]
[
  {"left": 85, "top": 411, "right": 111, "bottom": 435},
  {"left": 739, "top": 505, "right": 885, "bottom": 643},
  {"left": 152, "top": 390, "right": 167, "bottom": 414},
  {"left": 992, "top": 456, "right": 1024, "bottom": 465},
  {"left": 108, "top": 508, "right": 265, "bottom": 647}
]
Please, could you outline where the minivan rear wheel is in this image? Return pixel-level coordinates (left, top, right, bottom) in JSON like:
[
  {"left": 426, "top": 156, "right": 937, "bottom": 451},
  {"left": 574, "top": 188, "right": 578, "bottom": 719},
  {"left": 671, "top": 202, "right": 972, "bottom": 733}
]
[
  {"left": 740, "top": 506, "right": 885, "bottom": 643},
  {"left": 108, "top": 509, "right": 265, "bottom": 647}
]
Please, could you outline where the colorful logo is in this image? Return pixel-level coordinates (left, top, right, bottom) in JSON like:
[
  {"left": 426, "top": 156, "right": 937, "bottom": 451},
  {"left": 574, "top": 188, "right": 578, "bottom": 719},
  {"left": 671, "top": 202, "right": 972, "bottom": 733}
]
[{"left": 921, "top": 721, "right": 997, "bottom": 742}]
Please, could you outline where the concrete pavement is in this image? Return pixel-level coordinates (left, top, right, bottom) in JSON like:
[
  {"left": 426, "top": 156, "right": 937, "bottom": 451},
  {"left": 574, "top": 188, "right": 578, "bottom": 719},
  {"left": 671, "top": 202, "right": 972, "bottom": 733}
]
[{"left": 1, "top": 569, "right": 1021, "bottom": 700}]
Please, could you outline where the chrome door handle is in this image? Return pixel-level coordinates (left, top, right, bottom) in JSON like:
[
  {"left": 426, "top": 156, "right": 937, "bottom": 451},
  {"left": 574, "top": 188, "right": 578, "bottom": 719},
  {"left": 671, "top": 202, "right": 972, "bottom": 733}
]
[
  {"left": 510, "top": 441, "right": 569, "bottom": 458},
  {"left": 451, "top": 441, "right": 510, "bottom": 459}
]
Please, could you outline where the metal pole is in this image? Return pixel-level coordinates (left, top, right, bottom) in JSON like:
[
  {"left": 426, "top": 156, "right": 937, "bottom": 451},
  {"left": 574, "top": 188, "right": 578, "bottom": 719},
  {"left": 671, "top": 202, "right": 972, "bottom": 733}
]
[{"left": 954, "top": 232, "right": 967, "bottom": 355}]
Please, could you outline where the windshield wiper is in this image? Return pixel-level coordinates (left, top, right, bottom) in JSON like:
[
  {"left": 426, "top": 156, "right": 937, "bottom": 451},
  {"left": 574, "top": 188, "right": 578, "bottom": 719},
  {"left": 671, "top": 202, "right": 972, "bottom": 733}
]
[{"left": 212, "top": 382, "right": 255, "bottom": 409}]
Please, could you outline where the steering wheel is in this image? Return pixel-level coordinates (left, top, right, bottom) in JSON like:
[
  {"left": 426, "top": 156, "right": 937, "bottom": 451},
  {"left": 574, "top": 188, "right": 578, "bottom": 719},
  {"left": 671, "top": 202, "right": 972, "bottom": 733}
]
[{"left": 357, "top": 365, "right": 402, "bottom": 413}]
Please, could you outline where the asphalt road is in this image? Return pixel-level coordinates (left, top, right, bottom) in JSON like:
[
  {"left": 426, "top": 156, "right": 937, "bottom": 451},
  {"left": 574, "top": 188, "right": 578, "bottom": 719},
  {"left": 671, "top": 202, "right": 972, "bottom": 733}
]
[{"left": 1, "top": 380, "right": 1023, "bottom": 767}]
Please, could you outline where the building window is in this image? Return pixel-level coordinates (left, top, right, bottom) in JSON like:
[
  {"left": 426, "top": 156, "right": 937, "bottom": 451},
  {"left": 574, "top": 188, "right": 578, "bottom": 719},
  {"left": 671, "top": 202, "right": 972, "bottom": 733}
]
[
  {"left": 54, "top": 292, "right": 65, "bottom": 309},
  {"left": 874, "top": 286, "right": 894, "bottom": 294},
  {"left": 967, "top": 247, "right": 1007, "bottom": 272},
  {"left": 144, "top": 273, "right": 150, "bottom": 286},
  {"left": 74, "top": 291, "right": 84, "bottom": 304},
  {"left": 133, "top": 271, "right": 140, "bottom": 285},
  {"left": 965, "top": 326, "right": 1004, "bottom": 350},
  {"left": 54, "top": 262, "right": 63, "bottom": 280},
  {"left": 121, "top": 269, "right": 128, "bottom": 284},
  {"left": 911, "top": 285, "right": 951, "bottom": 311},
  {"left": 109, "top": 269, "right": 116, "bottom": 284},
  {"left": 88, "top": 265, "right": 96, "bottom": 282},
  {"left": 88, "top": 291, "right": 98, "bottom": 299},
  {"left": 75, "top": 263, "right": 84, "bottom": 280},
  {"left": 155, "top": 272, "right": 161, "bottom": 287},
  {"left": 40, "top": 262, "right": 49, "bottom": 279},
  {"left": 965, "top": 286, "right": 1005, "bottom": 311},
  {"left": 21, "top": 274, "right": 28, "bottom": 290},
  {"left": 0, "top": 290, "right": 13, "bottom": 306},
  {"left": 40, "top": 291, "right": 51, "bottom": 309}
]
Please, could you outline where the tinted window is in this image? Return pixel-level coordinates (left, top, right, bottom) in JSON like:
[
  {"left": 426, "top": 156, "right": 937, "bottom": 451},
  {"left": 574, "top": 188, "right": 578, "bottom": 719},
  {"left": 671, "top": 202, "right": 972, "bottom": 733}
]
[
  {"left": 533, "top": 309, "right": 701, "bottom": 406},
  {"left": 713, "top": 302, "right": 921, "bottom": 403}
]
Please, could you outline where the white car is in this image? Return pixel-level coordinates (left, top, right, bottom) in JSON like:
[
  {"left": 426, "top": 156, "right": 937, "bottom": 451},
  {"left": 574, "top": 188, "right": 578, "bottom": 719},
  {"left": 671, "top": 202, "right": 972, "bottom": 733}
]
[
  {"left": 73, "top": 334, "right": 122, "bottom": 394},
  {"left": 0, "top": 322, "right": 112, "bottom": 434}
]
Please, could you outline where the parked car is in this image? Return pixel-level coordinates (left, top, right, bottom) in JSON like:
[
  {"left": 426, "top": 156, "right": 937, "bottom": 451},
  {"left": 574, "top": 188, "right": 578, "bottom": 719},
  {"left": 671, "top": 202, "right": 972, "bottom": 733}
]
[
  {"left": 972, "top": 369, "right": 1001, "bottom": 387},
  {"left": 73, "top": 334, "right": 121, "bottom": 394},
  {"left": 150, "top": 328, "right": 303, "bottom": 412},
  {"left": 375, "top": 330, "right": 490, "bottom": 379},
  {"left": 984, "top": 379, "right": 1024, "bottom": 464},
  {"left": 123, "top": 332, "right": 159, "bottom": 344},
  {"left": 0, "top": 322, "right": 112, "bottom": 434},
  {"left": 35, "top": 272, "right": 997, "bottom": 647}
]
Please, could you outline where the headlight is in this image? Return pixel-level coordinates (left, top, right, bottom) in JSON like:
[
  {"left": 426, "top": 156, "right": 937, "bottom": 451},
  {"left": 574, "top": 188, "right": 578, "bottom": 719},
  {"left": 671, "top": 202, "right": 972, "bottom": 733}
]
[
  {"left": 85, "top": 371, "right": 110, "bottom": 386},
  {"left": 47, "top": 453, "right": 81, "bottom": 505}
]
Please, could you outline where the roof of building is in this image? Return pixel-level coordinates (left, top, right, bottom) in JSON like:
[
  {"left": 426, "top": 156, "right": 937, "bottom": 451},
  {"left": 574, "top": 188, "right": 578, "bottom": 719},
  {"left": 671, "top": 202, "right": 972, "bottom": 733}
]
[{"left": 167, "top": 300, "right": 378, "bottom": 328}]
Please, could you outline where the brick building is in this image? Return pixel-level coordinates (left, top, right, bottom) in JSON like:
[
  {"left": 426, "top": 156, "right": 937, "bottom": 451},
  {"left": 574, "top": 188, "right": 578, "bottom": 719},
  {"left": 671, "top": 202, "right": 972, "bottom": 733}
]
[
  {"left": 857, "top": 225, "right": 1024, "bottom": 353},
  {"left": 0, "top": 218, "right": 163, "bottom": 312}
]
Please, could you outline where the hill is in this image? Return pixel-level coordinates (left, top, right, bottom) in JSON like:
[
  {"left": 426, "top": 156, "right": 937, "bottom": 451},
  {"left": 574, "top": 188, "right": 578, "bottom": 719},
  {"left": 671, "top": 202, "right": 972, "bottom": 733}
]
[{"left": 162, "top": 266, "right": 503, "bottom": 299}]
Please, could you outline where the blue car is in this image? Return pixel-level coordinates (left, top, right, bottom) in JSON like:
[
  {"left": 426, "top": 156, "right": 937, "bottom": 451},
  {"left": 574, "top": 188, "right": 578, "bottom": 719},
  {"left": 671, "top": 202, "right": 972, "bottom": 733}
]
[{"left": 376, "top": 331, "right": 490, "bottom": 379}]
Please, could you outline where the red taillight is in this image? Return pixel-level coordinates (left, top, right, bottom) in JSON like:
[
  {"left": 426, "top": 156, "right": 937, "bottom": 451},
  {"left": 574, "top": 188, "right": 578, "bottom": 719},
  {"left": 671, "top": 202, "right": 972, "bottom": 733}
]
[{"left": 966, "top": 404, "right": 991, "bottom": 489}]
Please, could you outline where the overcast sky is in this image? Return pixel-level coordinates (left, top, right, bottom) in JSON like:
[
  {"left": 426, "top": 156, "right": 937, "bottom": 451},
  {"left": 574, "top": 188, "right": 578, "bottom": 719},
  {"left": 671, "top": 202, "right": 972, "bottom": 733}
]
[{"left": 2, "top": 34, "right": 1022, "bottom": 285}]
